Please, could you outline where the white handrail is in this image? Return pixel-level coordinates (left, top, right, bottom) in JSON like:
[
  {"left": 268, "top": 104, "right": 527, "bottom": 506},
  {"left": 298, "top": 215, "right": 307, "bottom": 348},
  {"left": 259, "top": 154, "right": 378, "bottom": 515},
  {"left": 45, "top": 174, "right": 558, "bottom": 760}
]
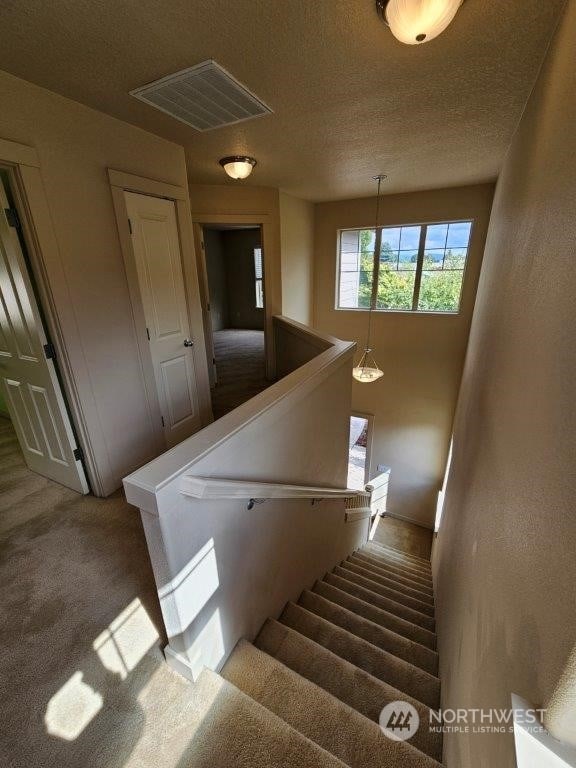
[{"left": 180, "top": 475, "right": 368, "bottom": 501}]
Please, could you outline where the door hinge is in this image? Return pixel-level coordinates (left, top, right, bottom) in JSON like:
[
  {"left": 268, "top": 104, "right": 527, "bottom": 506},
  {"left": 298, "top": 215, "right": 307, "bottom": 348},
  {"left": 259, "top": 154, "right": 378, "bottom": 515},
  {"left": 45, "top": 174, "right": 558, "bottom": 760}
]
[
  {"left": 44, "top": 342, "right": 56, "bottom": 360},
  {"left": 146, "top": 327, "right": 150, "bottom": 340},
  {"left": 161, "top": 416, "right": 165, "bottom": 427},
  {"left": 206, "top": 302, "right": 210, "bottom": 312},
  {"left": 73, "top": 446, "right": 84, "bottom": 462},
  {"left": 128, "top": 218, "right": 133, "bottom": 235},
  {"left": 212, "top": 358, "right": 216, "bottom": 365},
  {"left": 4, "top": 207, "right": 21, "bottom": 230},
  {"left": 201, "top": 241, "right": 205, "bottom": 250}
]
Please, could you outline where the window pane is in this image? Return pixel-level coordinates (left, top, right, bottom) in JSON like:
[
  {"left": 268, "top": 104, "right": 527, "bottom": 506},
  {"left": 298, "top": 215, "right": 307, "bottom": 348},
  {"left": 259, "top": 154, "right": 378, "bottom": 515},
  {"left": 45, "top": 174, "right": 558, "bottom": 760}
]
[
  {"left": 425, "top": 224, "right": 448, "bottom": 249},
  {"left": 399, "top": 226, "right": 421, "bottom": 250},
  {"left": 379, "top": 239, "right": 397, "bottom": 264},
  {"left": 444, "top": 247, "right": 467, "bottom": 269},
  {"left": 398, "top": 250, "right": 418, "bottom": 270},
  {"left": 418, "top": 270, "right": 464, "bottom": 312},
  {"left": 423, "top": 249, "right": 446, "bottom": 270},
  {"left": 446, "top": 221, "right": 472, "bottom": 248},
  {"left": 376, "top": 263, "right": 416, "bottom": 310},
  {"left": 338, "top": 229, "right": 375, "bottom": 308},
  {"left": 254, "top": 247, "right": 263, "bottom": 279},
  {"left": 381, "top": 226, "right": 401, "bottom": 252},
  {"left": 255, "top": 279, "right": 264, "bottom": 309}
]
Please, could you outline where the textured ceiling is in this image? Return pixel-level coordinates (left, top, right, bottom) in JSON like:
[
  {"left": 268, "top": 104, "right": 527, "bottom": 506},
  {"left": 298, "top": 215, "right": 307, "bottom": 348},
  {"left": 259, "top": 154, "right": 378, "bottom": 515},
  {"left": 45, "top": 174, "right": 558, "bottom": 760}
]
[{"left": 0, "top": 0, "right": 566, "bottom": 201}]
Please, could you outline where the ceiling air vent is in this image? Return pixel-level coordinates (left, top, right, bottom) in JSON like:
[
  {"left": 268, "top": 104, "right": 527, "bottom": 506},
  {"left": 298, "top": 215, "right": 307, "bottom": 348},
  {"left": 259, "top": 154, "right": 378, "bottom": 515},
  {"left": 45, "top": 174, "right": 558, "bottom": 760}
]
[{"left": 129, "top": 60, "right": 273, "bottom": 132}]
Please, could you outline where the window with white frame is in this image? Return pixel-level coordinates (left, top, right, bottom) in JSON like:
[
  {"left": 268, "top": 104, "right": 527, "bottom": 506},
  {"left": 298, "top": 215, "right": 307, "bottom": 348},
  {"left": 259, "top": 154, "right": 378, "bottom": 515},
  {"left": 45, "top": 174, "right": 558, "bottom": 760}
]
[
  {"left": 337, "top": 220, "right": 473, "bottom": 313},
  {"left": 254, "top": 247, "right": 264, "bottom": 309}
]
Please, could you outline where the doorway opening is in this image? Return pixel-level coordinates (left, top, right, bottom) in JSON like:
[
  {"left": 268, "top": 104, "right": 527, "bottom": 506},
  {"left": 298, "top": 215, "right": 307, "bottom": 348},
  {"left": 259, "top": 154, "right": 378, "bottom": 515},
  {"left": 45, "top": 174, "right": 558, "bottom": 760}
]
[
  {"left": 199, "top": 224, "right": 268, "bottom": 420},
  {"left": 348, "top": 414, "right": 373, "bottom": 489},
  {"left": 0, "top": 168, "right": 88, "bottom": 497}
]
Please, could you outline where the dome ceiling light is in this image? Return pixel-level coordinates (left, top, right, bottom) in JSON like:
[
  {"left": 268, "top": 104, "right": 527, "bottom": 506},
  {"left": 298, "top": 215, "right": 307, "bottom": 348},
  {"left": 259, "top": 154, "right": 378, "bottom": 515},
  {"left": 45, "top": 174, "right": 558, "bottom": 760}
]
[
  {"left": 219, "top": 156, "right": 257, "bottom": 180},
  {"left": 376, "top": 0, "right": 464, "bottom": 45}
]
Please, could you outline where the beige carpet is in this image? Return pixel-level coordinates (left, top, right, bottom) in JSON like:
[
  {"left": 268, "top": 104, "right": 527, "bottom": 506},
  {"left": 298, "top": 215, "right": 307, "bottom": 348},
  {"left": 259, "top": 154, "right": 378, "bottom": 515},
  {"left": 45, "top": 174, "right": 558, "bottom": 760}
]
[
  {"left": 372, "top": 515, "right": 434, "bottom": 560},
  {"left": 211, "top": 329, "right": 268, "bottom": 419},
  {"left": 0, "top": 418, "right": 203, "bottom": 768}
]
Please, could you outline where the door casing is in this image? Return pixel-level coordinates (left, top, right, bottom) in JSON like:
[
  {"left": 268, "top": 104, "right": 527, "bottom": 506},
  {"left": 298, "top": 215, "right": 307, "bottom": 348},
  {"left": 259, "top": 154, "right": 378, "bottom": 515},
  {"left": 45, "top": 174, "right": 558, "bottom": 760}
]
[
  {"left": 0, "top": 138, "right": 101, "bottom": 492},
  {"left": 191, "top": 213, "right": 276, "bottom": 380},
  {"left": 109, "top": 169, "right": 213, "bottom": 455}
]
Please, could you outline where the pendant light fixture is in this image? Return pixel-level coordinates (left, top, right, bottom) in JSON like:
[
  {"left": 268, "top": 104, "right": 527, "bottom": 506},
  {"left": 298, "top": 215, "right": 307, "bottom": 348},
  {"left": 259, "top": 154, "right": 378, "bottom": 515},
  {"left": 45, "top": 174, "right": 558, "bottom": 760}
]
[
  {"left": 352, "top": 175, "right": 386, "bottom": 384},
  {"left": 219, "top": 155, "right": 257, "bottom": 180},
  {"left": 376, "top": 0, "right": 464, "bottom": 45}
]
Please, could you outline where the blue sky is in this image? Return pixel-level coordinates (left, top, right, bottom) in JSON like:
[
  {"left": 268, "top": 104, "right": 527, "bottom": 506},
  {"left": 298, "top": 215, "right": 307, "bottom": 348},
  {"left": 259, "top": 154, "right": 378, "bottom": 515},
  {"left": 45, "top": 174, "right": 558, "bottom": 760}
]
[{"left": 381, "top": 221, "right": 472, "bottom": 252}]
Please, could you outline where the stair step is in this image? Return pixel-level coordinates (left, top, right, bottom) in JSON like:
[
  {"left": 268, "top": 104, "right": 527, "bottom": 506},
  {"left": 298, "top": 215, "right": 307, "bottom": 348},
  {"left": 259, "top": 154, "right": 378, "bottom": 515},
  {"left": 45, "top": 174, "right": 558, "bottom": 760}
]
[
  {"left": 333, "top": 565, "right": 435, "bottom": 618},
  {"left": 344, "top": 552, "right": 434, "bottom": 596},
  {"left": 278, "top": 603, "right": 440, "bottom": 709},
  {"left": 363, "top": 541, "right": 432, "bottom": 576},
  {"left": 338, "top": 560, "right": 434, "bottom": 605},
  {"left": 340, "top": 559, "right": 434, "bottom": 607},
  {"left": 298, "top": 591, "right": 439, "bottom": 676},
  {"left": 324, "top": 573, "right": 435, "bottom": 632},
  {"left": 223, "top": 639, "right": 442, "bottom": 766},
  {"left": 354, "top": 548, "right": 433, "bottom": 583},
  {"left": 312, "top": 573, "right": 436, "bottom": 651},
  {"left": 339, "top": 561, "right": 434, "bottom": 605},
  {"left": 363, "top": 543, "right": 432, "bottom": 576},
  {"left": 369, "top": 540, "right": 432, "bottom": 567},
  {"left": 184, "top": 668, "right": 347, "bottom": 768},
  {"left": 361, "top": 546, "right": 433, "bottom": 580}
]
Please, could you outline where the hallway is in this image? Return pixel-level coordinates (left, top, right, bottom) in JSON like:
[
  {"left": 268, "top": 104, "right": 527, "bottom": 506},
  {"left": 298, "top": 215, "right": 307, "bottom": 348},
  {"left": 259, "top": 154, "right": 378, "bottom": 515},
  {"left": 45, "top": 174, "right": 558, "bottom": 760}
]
[{"left": 211, "top": 329, "right": 268, "bottom": 419}]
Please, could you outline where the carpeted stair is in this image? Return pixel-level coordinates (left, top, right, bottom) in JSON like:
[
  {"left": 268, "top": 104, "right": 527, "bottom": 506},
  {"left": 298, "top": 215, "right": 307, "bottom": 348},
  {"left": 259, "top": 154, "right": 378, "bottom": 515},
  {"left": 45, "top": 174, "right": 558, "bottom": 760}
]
[{"left": 190, "top": 539, "right": 443, "bottom": 766}]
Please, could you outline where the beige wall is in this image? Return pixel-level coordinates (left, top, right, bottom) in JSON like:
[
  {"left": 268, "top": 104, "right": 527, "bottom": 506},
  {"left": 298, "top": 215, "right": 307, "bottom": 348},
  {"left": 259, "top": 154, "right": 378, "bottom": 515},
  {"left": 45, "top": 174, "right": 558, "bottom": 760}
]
[
  {"left": 313, "top": 184, "right": 494, "bottom": 528},
  {"left": 280, "top": 191, "right": 314, "bottom": 325},
  {"left": 0, "top": 70, "right": 204, "bottom": 496},
  {"left": 433, "top": 2, "right": 576, "bottom": 765},
  {"left": 125, "top": 320, "right": 363, "bottom": 679},
  {"left": 203, "top": 229, "right": 228, "bottom": 331},
  {"left": 221, "top": 228, "right": 264, "bottom": 331}
]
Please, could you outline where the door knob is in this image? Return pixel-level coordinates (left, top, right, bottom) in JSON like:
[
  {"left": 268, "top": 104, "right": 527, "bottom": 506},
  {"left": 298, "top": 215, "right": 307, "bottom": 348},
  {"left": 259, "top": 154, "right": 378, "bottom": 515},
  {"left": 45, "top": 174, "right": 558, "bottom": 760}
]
[{"left": 183, "top": 339, "right": 194, "bottom": 347}]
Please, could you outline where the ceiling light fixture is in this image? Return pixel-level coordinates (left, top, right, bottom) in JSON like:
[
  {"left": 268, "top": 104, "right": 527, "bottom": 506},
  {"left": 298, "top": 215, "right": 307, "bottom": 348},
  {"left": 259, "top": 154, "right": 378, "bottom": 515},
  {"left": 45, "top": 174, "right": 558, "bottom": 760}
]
[
  {"left": 219, "top": 156, "right": 257, "bottom": 180},
  {"left": 352, "top": 175, "right": 386, "bottom": 384},
  {"left": 376, "top": 0, "right": 464, "bottom": 45}
]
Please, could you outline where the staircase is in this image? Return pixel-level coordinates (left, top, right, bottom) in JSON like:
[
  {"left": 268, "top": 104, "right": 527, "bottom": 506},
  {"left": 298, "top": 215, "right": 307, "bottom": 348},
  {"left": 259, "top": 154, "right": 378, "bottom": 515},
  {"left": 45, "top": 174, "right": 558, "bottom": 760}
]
[{"left": 183, "top": 538, "right": 442, "bottom": 767}]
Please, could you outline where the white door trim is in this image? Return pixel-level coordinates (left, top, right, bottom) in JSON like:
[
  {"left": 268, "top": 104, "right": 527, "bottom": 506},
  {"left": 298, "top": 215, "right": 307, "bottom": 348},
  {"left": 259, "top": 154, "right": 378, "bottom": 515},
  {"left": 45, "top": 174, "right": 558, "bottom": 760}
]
[
  {"left": 0, "top": 137, "right": 103, "bottom": 494},
  {"left": 108, "top": 169, "right": 213, "bottom": 454}
]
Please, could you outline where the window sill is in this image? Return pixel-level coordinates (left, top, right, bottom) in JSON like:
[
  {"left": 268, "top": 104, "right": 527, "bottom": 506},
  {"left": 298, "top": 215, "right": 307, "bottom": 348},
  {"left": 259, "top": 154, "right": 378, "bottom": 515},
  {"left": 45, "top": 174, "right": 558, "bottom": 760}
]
[{"left": 334, "top": 307, "right": 462, "bottom": 317}]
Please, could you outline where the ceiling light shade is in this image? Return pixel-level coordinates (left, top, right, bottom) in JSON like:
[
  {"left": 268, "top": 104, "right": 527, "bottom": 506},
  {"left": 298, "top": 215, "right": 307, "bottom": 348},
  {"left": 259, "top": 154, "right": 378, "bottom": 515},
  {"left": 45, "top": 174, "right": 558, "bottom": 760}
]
[
  {"left": 353, "top": 348, "right": 384, "bottom": 383},
  {"left": 376, "top": 0, "right": 464, "bottom": 45},
  {"left": 219, "top": 156, "right": 257, "bottom": 179}
]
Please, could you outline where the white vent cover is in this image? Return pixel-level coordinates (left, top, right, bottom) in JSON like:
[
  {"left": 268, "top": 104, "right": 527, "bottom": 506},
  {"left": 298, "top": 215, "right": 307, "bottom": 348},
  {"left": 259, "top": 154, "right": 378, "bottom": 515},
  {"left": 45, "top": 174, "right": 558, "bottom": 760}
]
[{"left": 130, "top": 60, "right": 273, "bottom": 132}]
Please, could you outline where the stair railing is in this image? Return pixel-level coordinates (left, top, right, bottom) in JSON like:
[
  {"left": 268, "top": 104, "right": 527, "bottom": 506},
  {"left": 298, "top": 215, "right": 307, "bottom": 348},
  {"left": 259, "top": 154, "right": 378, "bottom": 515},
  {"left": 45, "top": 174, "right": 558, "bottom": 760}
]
[{"left": 181, "top": 475, "right": 372, "bottom": 517}]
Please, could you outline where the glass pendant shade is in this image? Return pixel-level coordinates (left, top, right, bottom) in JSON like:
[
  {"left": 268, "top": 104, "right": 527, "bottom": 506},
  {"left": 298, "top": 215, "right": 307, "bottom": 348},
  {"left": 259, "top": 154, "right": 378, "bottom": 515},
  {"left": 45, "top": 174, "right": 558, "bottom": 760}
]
[
  {"left": 219, "top": 156, "right": 257, "bottom": 179},
  {"left": 384, "top": 0, "right": 463, "bottom": 45},
  {"left": 352, "top": 348, "right": 384, "bottom": 383}
]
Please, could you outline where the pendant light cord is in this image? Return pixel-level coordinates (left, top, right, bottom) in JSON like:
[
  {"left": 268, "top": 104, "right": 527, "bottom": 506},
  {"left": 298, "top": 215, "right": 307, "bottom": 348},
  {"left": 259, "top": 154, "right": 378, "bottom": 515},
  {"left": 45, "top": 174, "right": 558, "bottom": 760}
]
[{"left": 365, "top": 174, "right": 384, "bottom": 356}]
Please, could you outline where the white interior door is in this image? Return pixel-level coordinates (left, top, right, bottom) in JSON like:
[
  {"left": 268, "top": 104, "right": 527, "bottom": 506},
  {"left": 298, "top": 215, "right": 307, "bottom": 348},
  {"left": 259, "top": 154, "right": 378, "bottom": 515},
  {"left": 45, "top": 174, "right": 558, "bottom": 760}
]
[
  {"left": 125, "top": 191, "right": 201, "bottom": 447},
  {"left": 0, "top": 186, "right": 89, "bottom": 493}
]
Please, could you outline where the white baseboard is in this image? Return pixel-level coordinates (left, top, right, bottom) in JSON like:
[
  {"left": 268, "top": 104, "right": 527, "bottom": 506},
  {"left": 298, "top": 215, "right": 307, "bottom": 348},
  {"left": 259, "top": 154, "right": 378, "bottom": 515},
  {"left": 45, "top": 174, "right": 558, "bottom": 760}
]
[
  {"left": 382, "top": 512, "right": 435, "bottom": 531},
  {"left": 164, "top": 645, "right": 199, "bottom": 683}
]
